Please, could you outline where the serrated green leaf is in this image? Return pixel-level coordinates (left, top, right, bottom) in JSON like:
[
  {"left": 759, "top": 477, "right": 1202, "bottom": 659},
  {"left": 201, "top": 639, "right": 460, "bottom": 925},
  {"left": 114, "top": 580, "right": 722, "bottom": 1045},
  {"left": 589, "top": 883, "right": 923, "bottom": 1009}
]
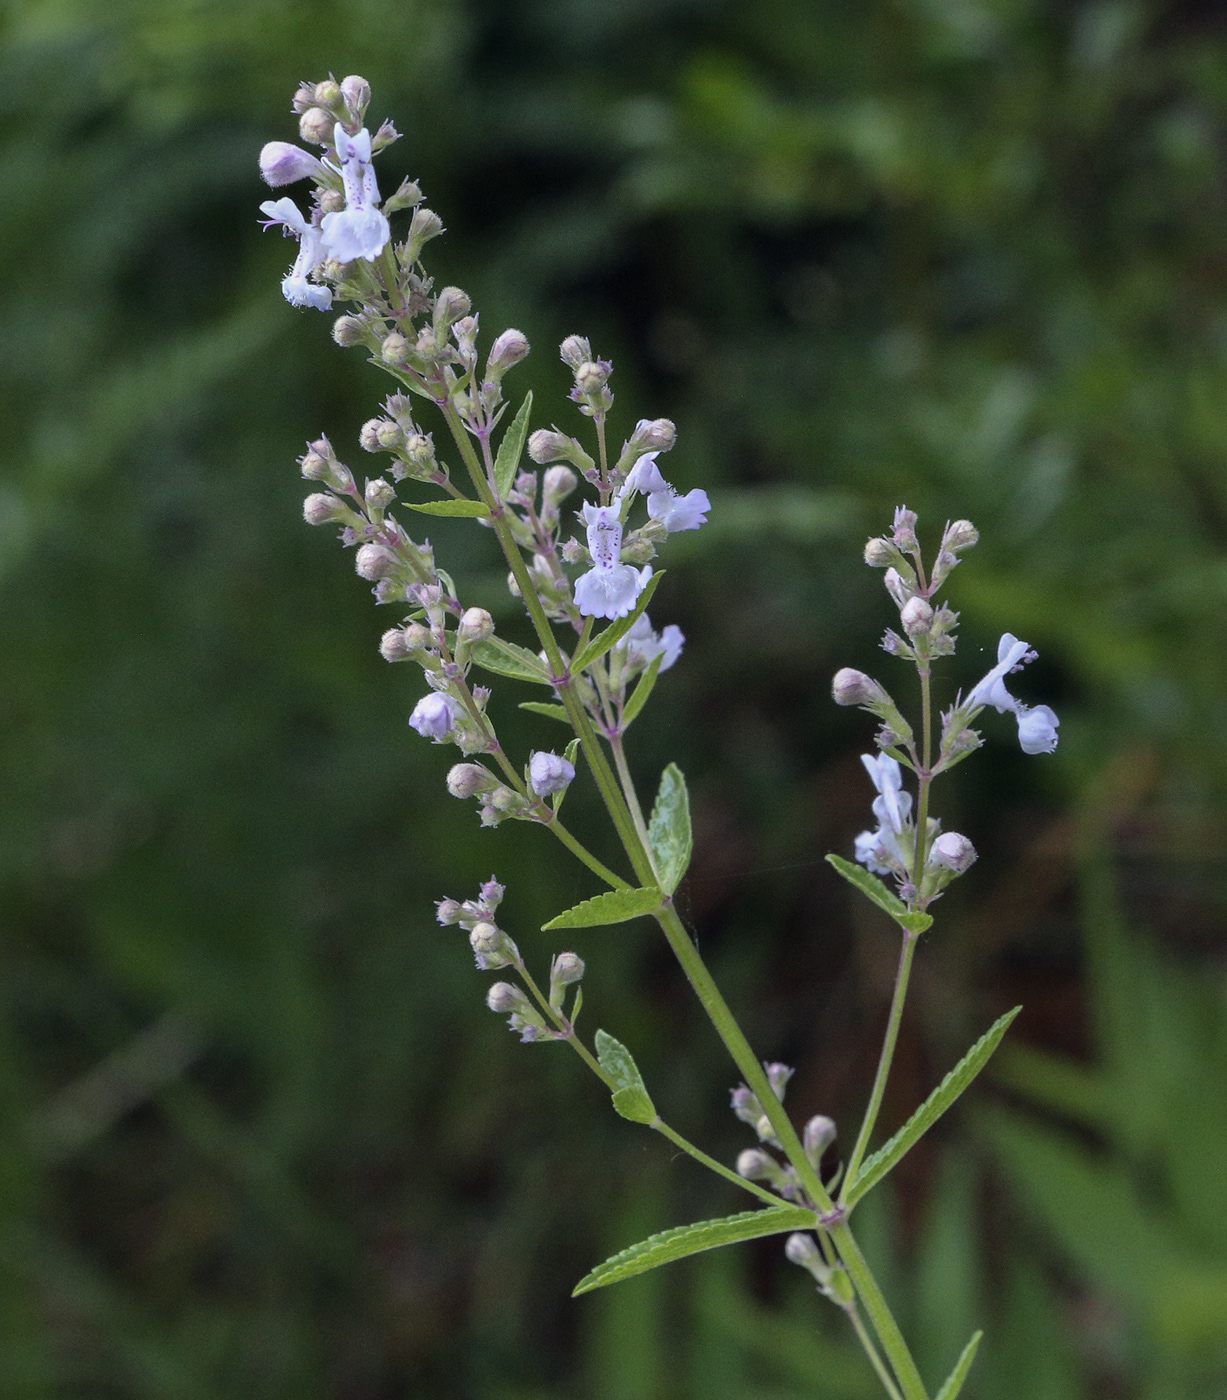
[
  {"left": 573, "top": 572, "right": 664, "bottom": 673},
  {"left": 610, "top": 1086, "right": 656, "bottom": 1122},
  {"left": 542, "top": 886, "right": 662, "bottom": 931},
  {"left": 621, "top": 653, "right": 663, "bottom": 729},
  {"left": 573, "top": 1206, "right": 816, "bottom": 1296},
  {"left": 494, "top": 391, "right": 533, "bottom": 500},
  {"left": 826, "top": 854, "right": 933, "bottom": 934},
  {"left": 472, "top": 637, "right": 551, "bottom": 684},
  {"left": 844, "top": 1007, "right": 1021, "bottom": 1208},
  {"left": 401, "top": 497, "right": 490, "bottom": 517},
  {"left": 594, "top": 1030, "right": 656, "bottom": 1122},
  {"left": 935, "top": 1331, "right": 983, "bottom": 1400},
  {"left": 647, "top": 764, "right": 692, "bottom": 895},
  {"left": 519, "top": 701, "right": 571, "bottom": 724}
]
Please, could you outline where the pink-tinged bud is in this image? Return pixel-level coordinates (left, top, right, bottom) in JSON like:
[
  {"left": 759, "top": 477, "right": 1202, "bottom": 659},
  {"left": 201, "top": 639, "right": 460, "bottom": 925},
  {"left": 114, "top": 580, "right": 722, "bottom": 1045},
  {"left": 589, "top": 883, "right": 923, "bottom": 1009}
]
[
  {"left": 627, "top": 418, "right": 677, "bottom": 455},
  {"left": 447, "top": 763, "right": 497, "bottom": 799},
  {"left": 931, "top": 832, "right": 977, "bottom": 873},
  {"left": 355, "top": 544, "right": 397, "bottom": 580},
  {"left": 340, "top": 75, "right": 371, "bottom": 118},
  {"left": 298, "top": 107, "right": 335, "bottom": 145},
  {"left": 736, "top": 1149, "right": 778, "bottom": 1182},
  {"left": 435, "top": 897, "right": 462, "bottom": 925},
  {"left": 864, "top": 537, "right": 893, "bottom": 568},
  {"left": 891, "top": 505, "right": 919, "bottom": 551},
  {"left": 302, "top": 493, "right": 346, "bottom": 526},
  {"left": 550, "top": 952, "right": 585, "bottom": 986},
  {"left": 529, "top": 751, "right": 575, "bottom": 797},
  {"left": 942, "top": 519, "right": 979, "bottom": 553},
  {"left": 469, "top": 922, "right": 518, "bottom": 970},
  {"left": 884, "top": 568, "right": 915, "bottom": 609},
  {"left": 559, "top": 335, "right": 592, "bottom": 369},
  {"left": 487, "top": 328, "right": 530, "bottom": 377},
  {"left": 379, "top": 628, "right": 411, "bottom": 662},
  {"left": 901, "top": 597, "right": 934, "bottom": 637},
  {"left": 433, "top": 286, "right": 471, "bottom": 330},
  {"left": 359, "top": 419, "right": 384, "bottom": 452},
  {"left": 803, "top": 1115, "right": 837, "bottom": 1164},
  {"left": 528, "top": 429, "right": 572, "bottom": 465},
  {"left": 259, "top": 141, "right": 323, "bottom": 187},
  {"left": 292, "top": 81, "right": 317, "bottom": 114},
  {"left": 765, "top": 1063, "right": 795, "bottom": 1099},
  {"left": 409, "top": 693, "right": 460, "bottom": 740},
  {"left": 332, "top": 315, "right": 365, "bottom": 347},
  {"left": 831, "top": 668, "right": 887, "bottom": 707},
  {"left": 408, "top": 207, "right": 445, "bottom": 249},
  {"left": 486, "top": 982, "right": 528, "bottom": 1014},
  {"left": 543, "top": 465, "right": 577, "bottom": 504},
  {"left": 459, "top": 607, "right": 494, "bottom": 642},
  {"left": 365, "top": 478, "right": 395, "bottom": 511}
]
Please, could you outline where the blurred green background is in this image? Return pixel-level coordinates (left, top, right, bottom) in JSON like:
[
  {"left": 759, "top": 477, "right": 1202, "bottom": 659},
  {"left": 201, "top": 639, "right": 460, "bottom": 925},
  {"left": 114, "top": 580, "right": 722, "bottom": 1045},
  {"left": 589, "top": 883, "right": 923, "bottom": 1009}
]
[{"left": 3, "top": 0, "right": 1227, "bottom": 1395}]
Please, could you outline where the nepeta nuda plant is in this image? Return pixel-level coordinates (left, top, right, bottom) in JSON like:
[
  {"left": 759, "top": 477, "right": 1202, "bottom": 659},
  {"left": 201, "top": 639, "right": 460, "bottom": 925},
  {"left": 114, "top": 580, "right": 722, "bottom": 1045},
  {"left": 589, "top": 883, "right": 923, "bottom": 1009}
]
[{"left": 259, "top": 74, "right": 1059, "bottom": 1400}]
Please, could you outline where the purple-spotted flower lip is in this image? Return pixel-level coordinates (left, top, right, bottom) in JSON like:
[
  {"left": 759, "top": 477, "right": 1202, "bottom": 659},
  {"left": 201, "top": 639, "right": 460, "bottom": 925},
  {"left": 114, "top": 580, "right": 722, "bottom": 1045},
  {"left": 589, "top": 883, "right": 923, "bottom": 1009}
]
[{"left": 319, "top": 122, "right": 391, "bottom": 263}]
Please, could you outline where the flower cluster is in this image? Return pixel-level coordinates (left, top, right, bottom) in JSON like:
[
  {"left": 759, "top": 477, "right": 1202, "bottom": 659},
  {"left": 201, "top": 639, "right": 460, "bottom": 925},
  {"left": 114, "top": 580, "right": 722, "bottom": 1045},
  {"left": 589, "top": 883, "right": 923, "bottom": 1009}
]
[{"left": 833, "top": 508, "right": 1058, "bottom": 903}]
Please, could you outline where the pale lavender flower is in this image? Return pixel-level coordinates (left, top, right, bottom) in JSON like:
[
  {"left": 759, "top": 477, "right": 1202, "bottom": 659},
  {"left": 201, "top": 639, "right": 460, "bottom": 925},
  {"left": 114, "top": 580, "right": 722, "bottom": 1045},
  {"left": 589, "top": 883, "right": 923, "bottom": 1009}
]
[
  {"left": 620, "top": 614, "right": 685, "bottom": 671},
  {"left": 259, "top": 141, "right": 323, "bottom": 187},
  {"left": 529, "top": 750, "right": 575, "bottom": 796},
  {"left": 861, "top": 753, "right": 912, "bottom": 834},
  {"left": 647, "top": 486, "right": 710, "bottom": 533},
  {"left": 573, "top": 503, "right": 651, "bottom": 619},
  {"left": 409, "top": 692, "right": 461, "bottom": 740},
  {"left": 930, "top": 831, "right": 977, "bottom": 872},
  {"left": 966, "top": 634, "right": 1059, "bottom": 753},
  {"left": 854, "top": 829, "right": 894, "bottom": 876},
  {"left": 1016, "top": 704, "right": 1060, "bottom": 754},
  {"left": 620, "top": 452, "right": 669, "bottom": 497},
  {"left": 320, "top": 124, "right": 391, "bottom": 262},
  {"left": 259, "top": 196, "right": 332, "bottom": 310}
]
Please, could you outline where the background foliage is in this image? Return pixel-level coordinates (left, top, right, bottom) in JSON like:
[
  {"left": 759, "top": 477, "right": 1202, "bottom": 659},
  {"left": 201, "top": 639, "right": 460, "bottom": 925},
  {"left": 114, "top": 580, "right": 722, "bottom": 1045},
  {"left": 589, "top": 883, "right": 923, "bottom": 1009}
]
[{"left": 2, "top": 0, "right": 1227, "bottom": 1395}]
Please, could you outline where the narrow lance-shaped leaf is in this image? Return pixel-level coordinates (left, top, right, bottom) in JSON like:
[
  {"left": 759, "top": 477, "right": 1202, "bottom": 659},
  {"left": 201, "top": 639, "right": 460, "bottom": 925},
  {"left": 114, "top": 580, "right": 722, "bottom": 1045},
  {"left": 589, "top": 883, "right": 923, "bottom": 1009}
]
[
  {"left": 621, "top": 653, "right": 663, "bottom": 729},
  {"left": 472, "top": 637, "right": 552, "bottom": 684},
  {"left": 573, "top": 572, "right": 664, "bottom": 673},
  {"left": 402, "top": 497, "right": 490, "bottom": 518},
  {"left": 543, "top": 886, "right": 662, "bottom": 931},
  {"left": 935, "top": 1331, "right": 983, "bottom": 1400},
  {"left": 648, "top": 764, "right": 692, "bottom": 895},
  {"left": 844, "top": 1007, "right": 1021, "bottom": 1208},
  {"left": 826, "top": 853, "right": 933, "bottom": 935},
  {"left": 519, "top": 701, "right": 571, "bottom": 724},
  {"left": 493, "top": 391, "right": 533, "bottom": 500},
  {"left": 594, "top": 1030, "right": 655, "bottom": 1124},
  {"left": 573, "top": 1206, "right": 816, "bottom": 1296}
]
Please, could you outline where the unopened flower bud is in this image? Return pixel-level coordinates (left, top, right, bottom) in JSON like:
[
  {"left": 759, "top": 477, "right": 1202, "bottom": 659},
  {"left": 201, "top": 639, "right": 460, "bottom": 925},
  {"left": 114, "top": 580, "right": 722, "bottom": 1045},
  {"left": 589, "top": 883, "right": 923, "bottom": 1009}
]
[
  {"left": 408, "top": 207, "right": 445, "bottom": 248},
  {"left": 355, "top": 543, "right": 398, "bottom": 580},
  {"left": 470, "top": 922, "right": 517, "bottom": 970},
  {"left": 313, "top": 79, "right": 342, "bottom": 107},
  {"left": 765, "top": 1063, "right": 795, "bottom": 1100},
  {"left": 901, "top": 597, "right": 934, "bottom": 637},
  {"left": 447, "top": 763, "right": 497, "bottom": 799},
  {"left": 302, "top": 492, "right": 347, "bottom": 526},
  {"left": 298, "top": 107, "right": 335, "bottom": 145},
  {"left": 574, "top": 361, "right": 607, "bottom": 395},
  {"left": 433, "top": 286, "right": 471, "bottom": 330},
  {"left": 785, "top": 1233, "right": 821, "bottom": 1268},
  {"left": 551, "top": 952, "right": 585, "bottom": 986},
  {"left": 340, "top": 75, "right": 371, "bottom": 118},
  {"left": 737, "top": 1149, "right": 780, "bottom": 1182},
  {"left": 405, "top": 434, "right": 436, "bottom": 468},
  {"left": 487, "top": 328, "right": 530, "bottom": 377},
  {"left": 490, "top": 786, "right": 523, "bottom": 813},
  {"left": 543, "top": 465, "right": 578, "bottom": 503},
  {"left": 376, "top": 421, "right": 402, "bottom": 451},
  {"left": 627, "top": 418, "right": 677, "bottom": 456},
  {"left": 529, "top": 750, "right": 575, "bottom": 797},
  {"left": 366, "top": 478, "right": 395, "bottom": 511},
  {"left": 930, "top": 832, "right": 977, "bottom": 873},
  {"left": 319, "top": 189, "right": 345, "bottom": 214},
  {"left": 730, "top": 1086, "right": 762, "bottom": 1126},
  {"left": 943, "top": 519, "right": 979, "bottom": 553},
  {"left": 559, "top": 335, "right": 592, "bottom": 369},
  {"left": 379, "top": 628, "right": 411, "bottom": 662},
  {"left": 436, "top": 897, "right": 462, "bottom": 925},
  {"left": 292, "top": 81, "right": 317, "bottom": 113},
  {"left": 332, "top": 315, "right": 365, "bottom": 347},
  {"left": 259, "top": 141, "right": 323, "bottom": 187},
  {"left": 864, "top": 537, "right": 893, "bottom": 568},
  {"left": 528, "top": 429, "right": 571, "bottom": 464},
  {"left": 884, "top": 568, "right": 915, "bottom": 609},
  {"left": 803, "top": 1115, "right": 837, "bottom": 1165},
  {"left": 892, "top": 506, "right": 919, "bottom": 552},
  {"left": 459, "top": 607, "right": 494, "bottom": 643},
  {"left": 359, "top": 420, "right": 383, "bottom": 452},
  {"left": 832, "top": 668, "right": 888, "bottom": 708},
  {"left": 381, "top": 333, "right": 411, "bottom": 366},
  {"left": 403, "top": 622, "right": 431, "bottom": 650},
  {"left": 409, "top": 692, "right": 460, "bottom": 740},
  {"left": 486, "top": 982, "right": 528, "bottom": 1015}
]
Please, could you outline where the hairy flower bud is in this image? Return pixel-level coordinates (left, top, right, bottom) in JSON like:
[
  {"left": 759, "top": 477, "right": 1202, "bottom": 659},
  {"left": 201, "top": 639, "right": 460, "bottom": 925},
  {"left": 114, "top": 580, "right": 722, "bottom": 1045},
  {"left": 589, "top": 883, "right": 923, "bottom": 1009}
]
[
  {"left": 831, "top": 668, "right": 888, "bottom": 708},
  {"left": 355, "top": 543, "right": 398, "bottom": 580},
  {"left": 379, "top": 627, "right": 411, "bottom": 662},
  {"left": 435, "top": 897, "right": 463, "bottom": 925},
  {"left": 470, "top": 921, "right": 518, "bottom": 970},
  {"left": 447, "top": 763, "right": 497, "bottom": 799},
  {"left": 528, "top": 429, "right": 572, "bottom": 465},
  {"left": 901, "top": 597, "right": 934, "bottom": 637},
  {"left": 551, "top": 952, "right": 585, "bottom": 986},
  {"left": 529, "top": 750, "right": 575, "bottom": 797},
  {"left": 433, "top": 285, "right": 471, "bottom": 331},
  {"left": 930, "top": 831, "right": 977, "bottom": 873},
  {"left": 943, "top": 519, "right": 979, "bottom": 554},
  {"left": 298, "top": 107, "right": 335, "bottom": 145},
  {"left": 543, "top": 465, "right": 578, "bottom": 504},
  {"left": 486, "top": 982, "right": 528, "bottom": 1014},
  {"left": 627, "top": 418, "right": 677, "bottom": 456},
  {"left": 559, "top": 335, "right": 592, "bottom": 369},
  {"left": 864, "top": 537, "right": 893, "bottom": 568},
  {"left": 884, "top": 568, "right": 915, "bottom": 609},
  {"left": 803, "top": 1115, "right": 837, "bottom": 1165},
  {"left": 458, "top": 607, "right": 494, "bottom": 643},
  {"left": 332, "top": 314, "right": 365, "bottom": 347},
  {"left": 487, "top": 328, "right": 530, "bottom": 378},
  {"left": 737, "top": 1149, "right": 780, "bottom": 1182},
  {"left": 573, "top": 361, "right": 608, "bottom": 395},
  {"left": 381, "top": 333, "right": 411, "bottom": 366},
  {"left": 765, "top": 1063, "right": 795, "bottom": 1100},
  {"left": 313, "top": 79, "right": 342, "bottom": 107},
  {"left": 340, "top": 74, "right": 371, "bottom": 119},
  {"left": 359, "top": 419, "right": 384, "bottom": 452},
  {"left": 259, "top": 141, "right": 323, "bottom": 187},
  {"left": 302, "top": 492, "right": 347, "bottom": 526},
  {"left": 403, "top": 622, "right": 431, "bottom": 650},
  {"left": 408, "top": 207, "right": 445, "bottom": 249}
]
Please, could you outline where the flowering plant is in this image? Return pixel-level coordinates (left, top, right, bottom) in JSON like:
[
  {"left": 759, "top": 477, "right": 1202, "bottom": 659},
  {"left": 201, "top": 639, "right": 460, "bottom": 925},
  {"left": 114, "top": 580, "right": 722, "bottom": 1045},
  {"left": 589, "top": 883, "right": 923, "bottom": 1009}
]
[{"left": 259, "top": 74, "right": 1059, "bottom": 1400}]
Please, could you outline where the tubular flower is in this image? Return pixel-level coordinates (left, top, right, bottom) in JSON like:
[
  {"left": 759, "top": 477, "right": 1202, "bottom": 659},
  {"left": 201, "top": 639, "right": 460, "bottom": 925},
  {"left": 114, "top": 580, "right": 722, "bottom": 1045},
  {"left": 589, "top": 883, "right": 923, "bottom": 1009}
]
[
  {"left": 573, "top": 503, "right": 651, "bottom": 620},
  {"left": 320, "top": 124, "right": 391, "bottom": 262}
]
